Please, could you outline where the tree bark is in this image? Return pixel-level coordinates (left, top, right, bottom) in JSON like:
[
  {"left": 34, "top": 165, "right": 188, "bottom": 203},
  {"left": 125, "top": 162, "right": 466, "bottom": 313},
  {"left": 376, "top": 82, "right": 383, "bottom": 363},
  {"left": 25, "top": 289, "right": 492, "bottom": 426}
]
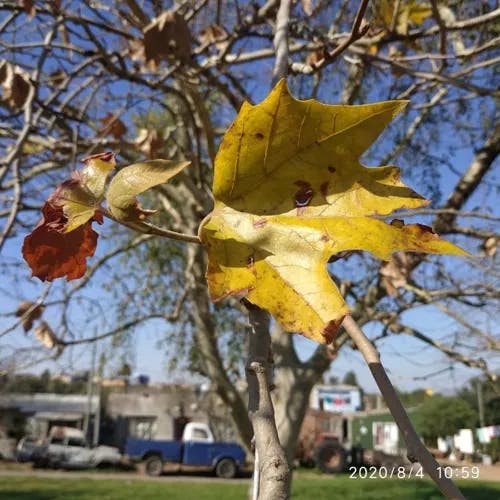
[
  {"left": 187, "top": 243, "right": 254, "bottom": 452},
  {"left": 246, "top": 302, "right": 290, "bottom": 500}
]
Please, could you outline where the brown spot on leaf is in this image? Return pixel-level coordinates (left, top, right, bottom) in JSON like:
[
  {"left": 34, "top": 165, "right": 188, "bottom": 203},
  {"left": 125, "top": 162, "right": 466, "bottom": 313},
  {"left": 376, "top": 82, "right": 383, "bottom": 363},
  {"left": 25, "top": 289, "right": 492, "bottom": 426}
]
[
  {"left": 322, "top": 317, "right": 344, "bottom": 344},
  {"left": 246, "top": 254, "right": 255, "bottom": 268},
  {"left": 416, "top": 223, "right": 435, "bottom": 235},
  {"left": 255, "top": 132, "right": 264, "bottom": 139},
  {"left": 320, "top": 234, "right": 330, "bottom": 242},
  {"left": 328, "top": 250, "right": 354, "bottom": 263},
  {"left": 294, "top": 180, "right": 314, "bottom": 208},
  {"left": 327, "top": 165, "right": 336, "bottom": 173},
  {"left": 253, "top": 218, "right": 268, "bottom": 229},
  {"left": 390, "top": 218, "right": 405, "bottom": 228}
]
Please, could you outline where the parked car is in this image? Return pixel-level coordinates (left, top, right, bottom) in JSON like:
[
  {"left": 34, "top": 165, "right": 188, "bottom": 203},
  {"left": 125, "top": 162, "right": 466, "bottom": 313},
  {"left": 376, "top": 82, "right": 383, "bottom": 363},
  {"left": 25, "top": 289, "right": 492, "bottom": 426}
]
[
  {"left": 0, "top": 430, "right": 16, "bottom": 460},
  {"left": 33, "top": 426, "right": 122, "bottom": 469},
  {"left": 126, "top": 422, "right": 246, "bottom": 478},
  {"left": 16, "top": 436, "right": 42, "bottom": 462}
]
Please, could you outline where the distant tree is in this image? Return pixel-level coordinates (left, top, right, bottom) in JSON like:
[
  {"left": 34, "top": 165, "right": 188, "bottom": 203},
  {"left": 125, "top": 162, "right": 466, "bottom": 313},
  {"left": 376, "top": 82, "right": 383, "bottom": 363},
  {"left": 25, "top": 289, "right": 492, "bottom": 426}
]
[
  {"left": 40, "top": 369, "right": 50, "bottom": 391},
  {"left": 398, "top": 389, "right": 431, "bottom": 407},
  {"left": 414, "top": 396, "right": 477, "bottom": 445},
  {"left": 116, "top": 363, "right": 132, "bottom": 377},
  {"left": 342, "top": 371, "right": 358, "bottom": 386},
  {"left": 458, "top": 377, "right": 500, "bottom": 426}
]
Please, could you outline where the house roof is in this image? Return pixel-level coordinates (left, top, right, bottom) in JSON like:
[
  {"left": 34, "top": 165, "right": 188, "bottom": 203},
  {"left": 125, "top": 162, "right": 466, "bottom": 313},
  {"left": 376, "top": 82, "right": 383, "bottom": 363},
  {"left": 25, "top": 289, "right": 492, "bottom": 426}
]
[{"left": 0, "top": 393, "right": 99, "bottom": 415}]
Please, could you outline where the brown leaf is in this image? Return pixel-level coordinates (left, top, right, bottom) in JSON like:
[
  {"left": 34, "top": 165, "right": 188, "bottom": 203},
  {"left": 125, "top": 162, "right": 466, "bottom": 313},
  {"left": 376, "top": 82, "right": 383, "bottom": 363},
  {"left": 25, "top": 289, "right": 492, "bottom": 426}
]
[
  {"left": 15, "top": 301, "right": 45, "bottom": 332},
  {"left": 0, "top": 60, "right": 32, "bottom": 109},
  {"left": 134, "top": 128, "right": 164, "bottom": 158},
  {"left": 22, "top": 202, "right": 102, "bottom": 282},
  {"left": 34, "top": 321, "right": 58, "bottom": 349},
  {"left": 48, "top": 70, "right": 66, "bottom": 88},
  {"left": 198, "top": 24, "right": 228, "bottom": 49},
  {"left": 100, "top": 113, "right": 128, "bottom": 139},
  {"left": 301, "top": 0, "right": 313, "bottom": 16},
  {"left": 306, "top": 49, "right": 326, "bottom": 68},
  {"left": 482, "top": 236, "right": 498, "bottom": 257},
  {"left": 19, "top": 0, "right": 35, "bottom": 17},
  {"left": 131, "top": 11, "right": 191, "bottom": 70},
  {"left": 379, "top": 251, "right": 419, "bottom": 296}
]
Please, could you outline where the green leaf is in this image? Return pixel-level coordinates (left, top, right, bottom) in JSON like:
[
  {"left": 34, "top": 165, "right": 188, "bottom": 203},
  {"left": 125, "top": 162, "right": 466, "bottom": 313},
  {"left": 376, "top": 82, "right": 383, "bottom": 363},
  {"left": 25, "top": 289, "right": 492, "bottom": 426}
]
[{"left": 106, "top": 159, "right": 190, "bottom": 221}]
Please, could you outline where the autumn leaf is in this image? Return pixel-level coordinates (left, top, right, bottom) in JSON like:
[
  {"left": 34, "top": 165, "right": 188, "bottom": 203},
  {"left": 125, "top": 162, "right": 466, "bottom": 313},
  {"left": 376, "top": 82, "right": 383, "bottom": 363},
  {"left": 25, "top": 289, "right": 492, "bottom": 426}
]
[
  {"left": 379, "top": 251, "right": 419, "bottom": 295},
  {"left": 99, "top": 113, "right": 127, "bottom": 139},
  {"left": 198, "top": 24, "right": 228, "bottom": 50},
  {"left": 16, "top": 301, "right": 45, "bottom": 332},
  {"left": 22, "top": 152, "right": 116, "bottom": 281},
  {"left": 0, "top": 60, "right": 33, "bottom": 109},
  {"left": 129, "top": 11, "right": 191, "bottom": 70},
  {"left": 106, "top": 160, "right": 189, "bottom": 222},
  {"left": 134, "top": 128, "right": 165, "bottom": 158},
  {"left": 199, "top": 80, "right": 467, "bottom": 344},
  {"left": 34, "top": 321, "right": 59, "bottom": 349},
  {"left": 372, "top": 0, "right": 432, "bottom": 35}
]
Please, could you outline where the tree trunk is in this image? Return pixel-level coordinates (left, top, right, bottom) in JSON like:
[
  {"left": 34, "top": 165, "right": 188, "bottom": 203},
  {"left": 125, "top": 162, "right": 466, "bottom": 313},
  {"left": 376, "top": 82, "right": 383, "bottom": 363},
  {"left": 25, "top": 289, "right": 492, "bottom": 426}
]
[{"left": 272, "top": 324, "right": 332, "bottom": 464}]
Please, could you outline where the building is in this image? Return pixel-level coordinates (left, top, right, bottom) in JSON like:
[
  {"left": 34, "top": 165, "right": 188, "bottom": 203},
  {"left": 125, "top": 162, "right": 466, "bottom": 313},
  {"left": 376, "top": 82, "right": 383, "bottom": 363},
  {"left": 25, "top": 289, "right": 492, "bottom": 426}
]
[
  {"left": 103, "top": 384, "right": 239, "bottom": 450},
  {"left": 0, "top": 393, "right": 99, "bottom": 440},
  {"left": 350, "top": 408, "right": 418, "bottom": 456},
  {"left": 310, "top": 384, "right": 363, "bottom": 413}
]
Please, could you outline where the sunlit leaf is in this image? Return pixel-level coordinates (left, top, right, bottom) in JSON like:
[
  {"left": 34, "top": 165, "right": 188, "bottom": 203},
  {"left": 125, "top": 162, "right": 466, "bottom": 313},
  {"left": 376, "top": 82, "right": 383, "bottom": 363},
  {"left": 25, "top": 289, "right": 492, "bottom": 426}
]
[
  {"left": 106, "top": 159, "right": 190, "bottom": 222},
  {"left": 22, "top": 152, "right": 115, "bottom": 281},
  {"left": 200, "top": 80, "right": 467, "bottom": 344}
]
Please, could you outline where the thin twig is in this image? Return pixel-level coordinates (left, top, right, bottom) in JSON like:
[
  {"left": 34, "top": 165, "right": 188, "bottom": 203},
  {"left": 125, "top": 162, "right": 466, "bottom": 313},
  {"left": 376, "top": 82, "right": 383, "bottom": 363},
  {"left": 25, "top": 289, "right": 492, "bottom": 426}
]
[
  {"left": 99, "top": 207, "right": 201, "bottom": 244},
  {"left": 342, "top": 316, "right": 465, "bottom": 500},
  {"left": 291, "top": 0, "right": 370, "bottom": 75},
  {"left": 272, "top": 0, "right": 292, "bottom": 83}
]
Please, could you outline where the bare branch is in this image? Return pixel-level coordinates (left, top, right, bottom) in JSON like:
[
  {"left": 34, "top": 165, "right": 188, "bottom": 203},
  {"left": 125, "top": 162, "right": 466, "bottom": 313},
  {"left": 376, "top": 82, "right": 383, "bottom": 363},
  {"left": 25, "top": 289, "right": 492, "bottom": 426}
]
[{"left": 342, "top": 316, "right": 465, "bottom": 500}]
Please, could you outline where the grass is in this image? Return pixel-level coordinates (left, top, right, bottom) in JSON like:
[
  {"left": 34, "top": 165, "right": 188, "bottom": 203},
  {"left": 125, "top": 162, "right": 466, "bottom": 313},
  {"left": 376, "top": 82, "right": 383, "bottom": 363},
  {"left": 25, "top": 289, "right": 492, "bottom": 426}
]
[{"left": 1, "top": 475, "right": 500, "bottom": 499}]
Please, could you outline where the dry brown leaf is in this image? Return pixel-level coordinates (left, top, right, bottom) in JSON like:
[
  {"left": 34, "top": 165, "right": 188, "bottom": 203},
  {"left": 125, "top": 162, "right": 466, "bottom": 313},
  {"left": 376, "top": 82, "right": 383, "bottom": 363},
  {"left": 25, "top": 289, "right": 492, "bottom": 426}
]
[
  {"left": 306, "top": 49, "right": 327, "bottom": 67},
  {"left": 48, "top": 70, "right": 66, "bottom": 88},
  {"left": 379, "top": 251, "right": 419, "bottom": 295},
  {"left": 0, "top": 60, "right": 32, "bottom": 109},
  {"left": 34, "top": 321, "right": 58, "bottom": 349},
  {"left": 100, "top": 113, "right": 128, "bottom": 139},
  {"left": 15, "top": 301, "right": 45, "bottom": 332},
  {"left": 134, "top": 128, "right": 165, "bottom": 158},
  {"left": 301, "top": 0, "right": 313, "bottom": 16},
  {"left": 198, "top": 24, "right": 227, "bottom": 45},
  {"left": 130, "top": 11, "right": 191, "bottom": 70},
  {"left": 19, "top": 0, "right": 35, "bottom": 17},
  {"left": 482, "top": 236, "right": 498, "bottom": 257}
]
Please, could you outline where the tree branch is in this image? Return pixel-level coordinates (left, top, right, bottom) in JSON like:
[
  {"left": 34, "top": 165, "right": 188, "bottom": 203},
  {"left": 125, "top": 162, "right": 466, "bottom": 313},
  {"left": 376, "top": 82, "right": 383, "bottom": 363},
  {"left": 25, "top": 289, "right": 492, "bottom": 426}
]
[
  {"left": 245, "top": 301, "right": 290, "bottom": 500},
  {"left": 342, "top": 315, "right": 465, "bottom": 500}
]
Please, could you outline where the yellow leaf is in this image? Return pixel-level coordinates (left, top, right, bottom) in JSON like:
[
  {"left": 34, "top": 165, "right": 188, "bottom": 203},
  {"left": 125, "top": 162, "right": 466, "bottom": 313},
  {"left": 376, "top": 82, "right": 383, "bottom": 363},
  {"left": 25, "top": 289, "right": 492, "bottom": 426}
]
[
  {"left": 61, "top": 152, "right": 116, "bottom": 232},
  {"left": 373, "top": 0, "right": 432, "bottom": 35},
  {"left": 200, "top": 80, "right": 467, "bottom": 344},
  {"left": 106, "top": 159, "right": 190, "bottom": 222}
]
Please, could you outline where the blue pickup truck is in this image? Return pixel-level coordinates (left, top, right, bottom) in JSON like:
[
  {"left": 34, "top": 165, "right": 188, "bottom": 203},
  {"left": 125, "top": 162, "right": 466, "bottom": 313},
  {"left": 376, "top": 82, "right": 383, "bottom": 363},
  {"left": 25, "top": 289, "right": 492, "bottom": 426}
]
[{"left": 125, "top": 422, "right": 246, "bottom": 478}]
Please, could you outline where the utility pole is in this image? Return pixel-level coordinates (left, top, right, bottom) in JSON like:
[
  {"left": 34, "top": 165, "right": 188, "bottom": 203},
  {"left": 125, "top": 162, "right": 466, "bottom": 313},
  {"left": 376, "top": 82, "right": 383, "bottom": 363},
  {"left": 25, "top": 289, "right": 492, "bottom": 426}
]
[
  {"left": 477, "top": 380, "right": 485, "bottom": 428},
  {"left": 83, "top": 342, "right": 97, "bottom": 441}
]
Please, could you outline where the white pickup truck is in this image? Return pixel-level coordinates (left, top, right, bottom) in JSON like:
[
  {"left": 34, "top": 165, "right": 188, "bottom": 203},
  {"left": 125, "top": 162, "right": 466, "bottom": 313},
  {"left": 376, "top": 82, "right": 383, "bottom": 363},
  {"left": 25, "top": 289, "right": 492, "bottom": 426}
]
[{"left": 32, "top": 426, "right": 122, "bottom": 469}]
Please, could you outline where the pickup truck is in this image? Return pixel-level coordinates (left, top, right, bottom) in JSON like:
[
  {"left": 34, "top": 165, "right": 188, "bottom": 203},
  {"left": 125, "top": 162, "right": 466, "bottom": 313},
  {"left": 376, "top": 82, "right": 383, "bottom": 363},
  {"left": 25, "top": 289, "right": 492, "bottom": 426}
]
[
  {"left": 126, "top": 422, "right": 246, "bottom": 478},
  {"left": 31, "top": 426, "right": 122, "bottom": 469}
]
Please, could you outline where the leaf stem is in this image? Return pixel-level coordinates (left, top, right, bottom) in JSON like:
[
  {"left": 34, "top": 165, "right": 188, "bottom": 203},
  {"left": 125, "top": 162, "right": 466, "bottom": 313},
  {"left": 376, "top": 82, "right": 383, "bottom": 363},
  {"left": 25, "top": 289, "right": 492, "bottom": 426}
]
[
  {"left": 98, "top": 207, "right": 201, "bottom": 244},
  {"left": 342, "top": 315, "right": 465, "bottom": 500}
]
